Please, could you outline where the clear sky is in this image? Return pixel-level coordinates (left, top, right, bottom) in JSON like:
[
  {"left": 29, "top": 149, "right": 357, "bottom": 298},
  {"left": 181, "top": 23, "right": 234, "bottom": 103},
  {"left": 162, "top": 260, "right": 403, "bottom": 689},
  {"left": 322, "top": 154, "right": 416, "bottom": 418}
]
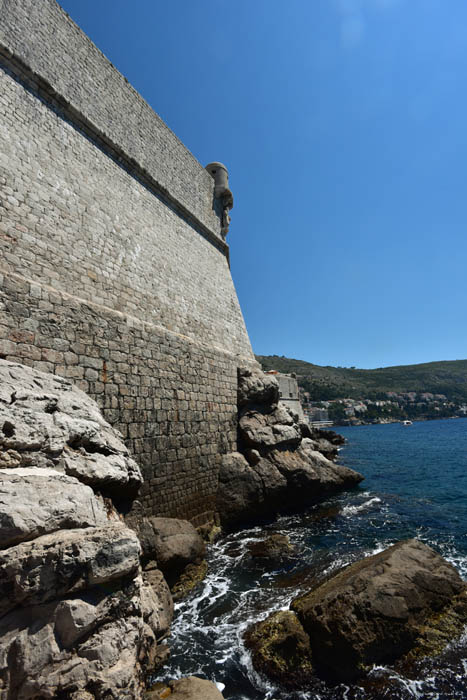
[{"left": 58, "top": 0, "right": 467, "bottom": 369}]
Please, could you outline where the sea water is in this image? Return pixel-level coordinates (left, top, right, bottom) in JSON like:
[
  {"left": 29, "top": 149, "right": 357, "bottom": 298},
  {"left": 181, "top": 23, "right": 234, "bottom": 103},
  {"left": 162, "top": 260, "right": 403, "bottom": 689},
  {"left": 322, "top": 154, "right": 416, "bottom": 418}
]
[{"left": 156, "top": 418, "right": 467, "bottom": 699}]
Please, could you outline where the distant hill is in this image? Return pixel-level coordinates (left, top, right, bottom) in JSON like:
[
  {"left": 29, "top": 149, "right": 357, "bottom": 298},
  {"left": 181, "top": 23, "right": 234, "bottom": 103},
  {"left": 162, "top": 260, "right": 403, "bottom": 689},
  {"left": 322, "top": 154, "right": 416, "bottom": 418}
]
[{"left": 255, "top": 355, "right": 467, "bottom": 402}]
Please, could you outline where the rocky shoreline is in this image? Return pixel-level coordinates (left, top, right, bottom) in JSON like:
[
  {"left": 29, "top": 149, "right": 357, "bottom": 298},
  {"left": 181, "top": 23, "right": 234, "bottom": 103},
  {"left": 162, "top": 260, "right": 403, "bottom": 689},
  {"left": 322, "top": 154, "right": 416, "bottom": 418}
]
[
  {"left": 217, "top": 366, "right": 362, "bottom": 530},
  {"left": 245, "top": 539, "right": 467, "bottom": 688},
  {"left": 1, "top": 360, "right": 465, "bottom": 699}
]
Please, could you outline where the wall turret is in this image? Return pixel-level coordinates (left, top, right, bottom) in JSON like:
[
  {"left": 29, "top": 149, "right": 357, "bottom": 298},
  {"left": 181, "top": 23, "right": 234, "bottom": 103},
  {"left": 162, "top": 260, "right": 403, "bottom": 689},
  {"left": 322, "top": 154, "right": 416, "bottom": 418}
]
[{"left": 206, "top": 162, "right": 234, "bottom": 237}]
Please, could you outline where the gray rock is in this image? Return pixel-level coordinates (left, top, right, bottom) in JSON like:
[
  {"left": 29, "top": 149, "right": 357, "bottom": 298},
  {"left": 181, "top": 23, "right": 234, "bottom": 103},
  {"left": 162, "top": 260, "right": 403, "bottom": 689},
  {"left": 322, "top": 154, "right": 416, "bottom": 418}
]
[
  {"left": 298, "top": 440, "right": 363, "bottom": 490},
  {"left": 0, "top": 361, "right": 169, "bottom": 698},
  {"left": 216, "top": 452, "right": 264, "bottom": 528},
  {"left": 311, "top": 427, "right": 345, "bottom": 446},
  {"left": 216, "top": 447, "right": 361, "bottom": 529},
  {"left": 292, "top": 539, "right": 467, "bottom": 681},
  {"left": 0, "top": 574, "right": 157, "bottom": 699},
  {"left": 252, "top": 457, "right": 287, "bottom": 503},
  {"left": 239, "top": 405, "right": 301, "bottom": 449},
  {"left": 0, "top": 468, "right": 108, "bottom": 548},
  {"left": 269, "top": 445, "right": 363, "bottom": 497},
  {"left": 135, "top": 517, "right": 205, "bottom": 579},
  {"left": 312, "top": 437, "right": 338, "bottom": 461},
  {"left": 143, "top": 564, "right": 174, "bottom": 641},
  {"left": 0, "top": 360, "right": 142, "bottom": 499},
  {"left": 298, "top": 420, "right": 314, "bottom": 439},
  {"left": 237, "top": 367, "right": 279, "bottom": 407},
  {"left": 0, "top": 522, "right": 141, "bottom": 616}
]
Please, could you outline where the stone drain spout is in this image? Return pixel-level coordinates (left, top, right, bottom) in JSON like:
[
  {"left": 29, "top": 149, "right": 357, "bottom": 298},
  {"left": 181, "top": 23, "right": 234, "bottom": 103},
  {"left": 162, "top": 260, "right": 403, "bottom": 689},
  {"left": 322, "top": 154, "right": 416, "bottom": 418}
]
[{"left": 205, "top": 161, "right": 234, "bottom": 237}]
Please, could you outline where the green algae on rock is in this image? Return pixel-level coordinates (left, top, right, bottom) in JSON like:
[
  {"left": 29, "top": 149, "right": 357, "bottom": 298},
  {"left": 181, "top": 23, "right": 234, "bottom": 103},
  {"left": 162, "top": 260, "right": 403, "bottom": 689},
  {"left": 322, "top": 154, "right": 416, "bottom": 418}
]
[
  {"left": 291, "top": 538, "right": 466, "bottom": 682},
  {"left": 171, "top": 560, "right": 209, "bottom": 602},
  {"left": 244, "top": 611, "right": 314, "bottom": 688}
]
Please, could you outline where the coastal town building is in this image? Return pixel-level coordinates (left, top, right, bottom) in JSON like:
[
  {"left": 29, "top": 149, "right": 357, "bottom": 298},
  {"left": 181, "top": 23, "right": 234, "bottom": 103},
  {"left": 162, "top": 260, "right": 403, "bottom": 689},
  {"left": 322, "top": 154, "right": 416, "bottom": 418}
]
[{"left": 264, "top": 371, "right": 305, "bottom": 420}]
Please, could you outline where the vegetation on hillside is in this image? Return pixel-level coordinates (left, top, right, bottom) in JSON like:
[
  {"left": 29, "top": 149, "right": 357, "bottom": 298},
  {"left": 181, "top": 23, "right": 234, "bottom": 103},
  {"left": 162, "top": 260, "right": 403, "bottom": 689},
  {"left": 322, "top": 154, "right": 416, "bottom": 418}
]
[{"left": 256, "top": 355, "right": 467, "bottom": 403}]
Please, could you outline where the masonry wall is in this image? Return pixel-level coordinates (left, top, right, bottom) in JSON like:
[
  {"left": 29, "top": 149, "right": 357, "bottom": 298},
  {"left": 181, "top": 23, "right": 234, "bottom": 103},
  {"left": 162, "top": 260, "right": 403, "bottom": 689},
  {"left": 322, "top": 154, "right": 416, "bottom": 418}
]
[{"left": 0, "top": 0, "right": 255, "bottom": 523}]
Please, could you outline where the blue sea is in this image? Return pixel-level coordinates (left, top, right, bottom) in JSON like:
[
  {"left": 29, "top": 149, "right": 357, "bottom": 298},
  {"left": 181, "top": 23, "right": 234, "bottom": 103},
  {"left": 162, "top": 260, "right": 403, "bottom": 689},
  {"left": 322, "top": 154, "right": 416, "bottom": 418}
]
[{"left": 157, "top": 418, "right": 467, "bottom": 699}]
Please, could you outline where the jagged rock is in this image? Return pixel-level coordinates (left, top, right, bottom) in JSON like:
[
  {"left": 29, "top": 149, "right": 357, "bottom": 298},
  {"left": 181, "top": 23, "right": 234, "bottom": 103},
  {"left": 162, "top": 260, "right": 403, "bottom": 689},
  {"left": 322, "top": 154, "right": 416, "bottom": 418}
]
[
  {"left": 143, "top": 564, "right": 174, "bottom": 641},
  {"left": 0, "top": 360, "right": 170, "bottom": 698},
  {"left": 291, "top": 539, "right": 467, "bottom": 681},
  {"left": 0, "top": 360, "right": 142, "bottom": 499},
  {"left": 272, "top": 444, "right": 362, "bottom": 497},
  {"left": 238, "top": 366, "right": 279, "bottom": 407},
  {"left": 311, "top": 438, "right": 338, "bottom": 460},
  {"left": 146, "top": 676, "right": 225, "bottom": 698},
  {"left": 298, "top": 440, "right": 362, "bottom": 489},
  {"left": 252, "top": 457, "right": 288, "bottom": 502},
  {"left": 0, "top": 574, "right": 158, "bottom": 699},
  {"left": 266, "top": 449, "right": 323, "bottom": 492},
  {"left": 298, "top": 420, "right": 314, "bottom": 439},
  {"left": 239, "top": 404, "right": 301, "bottom": 449},
  {"left": 217, "top": 447, "right": 362, "bottom": 529},
  {"left": 223, "top": 365, "right": 362, "bottom": 529},
  {"left": 135, "top": 517, "right": 205, "bottom": 584},
  {"left": 0, "top": 468, "right": 109, "bottom": 548},
  {"left": 216, "top": 452, "right": 287, "bottom": 527},
  {"left": 244, "top": 611, "right": 314, "bottom": 688},
  {"left": 312, "top": 427, "right": 345, "bottom": 446},
  {"left": 0, "top": 522, "right": 140, "bottom": 617}
]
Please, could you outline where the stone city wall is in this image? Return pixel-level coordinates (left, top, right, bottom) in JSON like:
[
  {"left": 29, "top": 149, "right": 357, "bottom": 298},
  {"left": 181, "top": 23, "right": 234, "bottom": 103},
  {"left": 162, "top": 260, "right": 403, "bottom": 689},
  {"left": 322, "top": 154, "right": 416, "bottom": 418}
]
[{"left": 0, "top": 0, "right": 254, "bottom": 523}]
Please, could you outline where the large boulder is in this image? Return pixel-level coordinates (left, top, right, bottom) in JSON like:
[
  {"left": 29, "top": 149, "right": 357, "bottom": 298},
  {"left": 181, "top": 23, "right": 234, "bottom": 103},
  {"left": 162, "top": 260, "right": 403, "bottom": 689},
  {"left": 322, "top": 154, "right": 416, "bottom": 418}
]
[
  {"left": 244, "top": 611, "right": 314, "bottom": 688},
  {"left": 0, "top": 468, "right": 108, "bottom": 547},
  {"left": 311, "top": 427, "right": 345, "bottom": 446},
  {"left": 216, "top": 452, "right": 284, "bottom": 528},
  {"left": 142, "top": 565, "right": 174, "bottom": 642},
  {"left": 216, "top": 452, "right": 263, "bottom": 526},
  {"left": 135, "top": 517, "right": 205, "bottom": 577},
  {"left": 0, "top": 522, "right": 140, "bottom": 617},
  {"left": 292, "top": 539, "right": 467, "bottom": 681},
  {"left": 0, "top": 360, "right": 142, "bottom": 500},
  {"left": 132, "top": 516, "right": 206, "bottom": 598}
]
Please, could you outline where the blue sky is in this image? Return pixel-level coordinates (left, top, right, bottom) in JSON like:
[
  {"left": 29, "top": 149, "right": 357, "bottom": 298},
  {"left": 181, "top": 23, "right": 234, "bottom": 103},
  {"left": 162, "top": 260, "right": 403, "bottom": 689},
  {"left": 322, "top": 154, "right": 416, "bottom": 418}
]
[{"left": 58, "top": 0, "right": 467, "bottom": 369}]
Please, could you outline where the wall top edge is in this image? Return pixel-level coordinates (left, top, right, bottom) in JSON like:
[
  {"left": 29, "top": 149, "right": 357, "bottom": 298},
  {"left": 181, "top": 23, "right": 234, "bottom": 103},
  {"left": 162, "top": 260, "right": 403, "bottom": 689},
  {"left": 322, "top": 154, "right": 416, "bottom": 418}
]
[{"left": 0, "top": 0, "right": 225, "bottom": 242}]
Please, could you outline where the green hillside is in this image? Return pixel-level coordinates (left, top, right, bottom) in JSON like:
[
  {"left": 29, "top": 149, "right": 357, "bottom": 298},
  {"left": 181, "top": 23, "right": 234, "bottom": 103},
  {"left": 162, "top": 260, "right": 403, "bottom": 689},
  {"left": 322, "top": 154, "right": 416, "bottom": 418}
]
[{"left": 256, "top": 355, "right": 467, "bottom": 402}]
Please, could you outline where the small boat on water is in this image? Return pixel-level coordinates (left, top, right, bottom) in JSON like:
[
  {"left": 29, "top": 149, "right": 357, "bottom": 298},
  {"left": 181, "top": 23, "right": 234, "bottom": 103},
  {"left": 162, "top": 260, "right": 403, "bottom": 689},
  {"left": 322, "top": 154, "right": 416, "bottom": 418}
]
[{"left": 402, "top": 420, "right": 413, "bottom": 426}]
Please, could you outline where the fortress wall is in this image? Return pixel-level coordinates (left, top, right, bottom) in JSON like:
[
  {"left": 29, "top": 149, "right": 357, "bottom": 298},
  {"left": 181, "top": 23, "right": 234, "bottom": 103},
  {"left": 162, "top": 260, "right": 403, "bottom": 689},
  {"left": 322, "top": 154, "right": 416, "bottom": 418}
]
[
  {"left": 0, "top": 0, "right": 220, "bottom": 238},
  {"left": 0, "top": 58, "right": 250, "bottom": 353},
  {"left": 0, "top": 271, "right": 238, "bottom": 521},
  {"left": 0, "top": 0, "right": 254, "bottom": 522}
]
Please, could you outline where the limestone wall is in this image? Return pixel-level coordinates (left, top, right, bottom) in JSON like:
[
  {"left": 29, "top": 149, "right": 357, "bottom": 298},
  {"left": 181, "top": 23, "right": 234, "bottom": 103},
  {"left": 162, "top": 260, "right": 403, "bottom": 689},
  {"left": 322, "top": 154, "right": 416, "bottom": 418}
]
[{"left": 0, "top": 0, "right": 254, "bottom": 522}]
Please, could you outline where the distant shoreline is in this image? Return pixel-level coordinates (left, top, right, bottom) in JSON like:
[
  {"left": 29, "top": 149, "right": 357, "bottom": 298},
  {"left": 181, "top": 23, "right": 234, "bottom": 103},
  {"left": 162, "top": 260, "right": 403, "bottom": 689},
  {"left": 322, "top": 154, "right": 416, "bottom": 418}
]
[{"left": 333, "top": 415, "right": 467, "bottom": 428}]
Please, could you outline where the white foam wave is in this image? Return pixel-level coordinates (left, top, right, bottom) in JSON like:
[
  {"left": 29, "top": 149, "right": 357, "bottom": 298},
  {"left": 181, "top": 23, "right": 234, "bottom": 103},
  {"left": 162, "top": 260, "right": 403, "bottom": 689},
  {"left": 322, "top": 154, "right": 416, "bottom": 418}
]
[
  {"left": 158, "top": 493, "right": 467, "bottom": 699},
  {"left": 341, "top": 496, "right": 382, "bottom": 517}
]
